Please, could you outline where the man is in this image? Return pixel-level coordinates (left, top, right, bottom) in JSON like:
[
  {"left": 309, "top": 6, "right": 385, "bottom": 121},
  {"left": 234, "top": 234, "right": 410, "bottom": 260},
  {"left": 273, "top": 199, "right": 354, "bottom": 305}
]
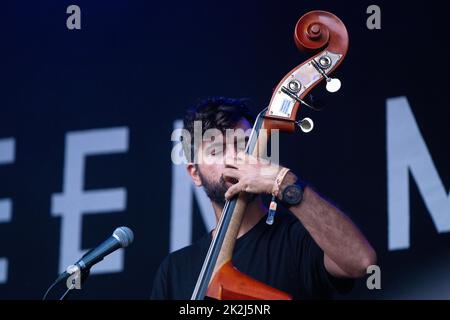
[{"left": 151, "top": 97, "right": 376, "bottom": 299}]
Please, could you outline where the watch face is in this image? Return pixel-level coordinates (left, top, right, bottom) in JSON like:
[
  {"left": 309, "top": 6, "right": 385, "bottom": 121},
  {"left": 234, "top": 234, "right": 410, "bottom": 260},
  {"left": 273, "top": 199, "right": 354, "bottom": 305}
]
[{"left": 283, "top": 184, "right": 303, "bottom": 205}]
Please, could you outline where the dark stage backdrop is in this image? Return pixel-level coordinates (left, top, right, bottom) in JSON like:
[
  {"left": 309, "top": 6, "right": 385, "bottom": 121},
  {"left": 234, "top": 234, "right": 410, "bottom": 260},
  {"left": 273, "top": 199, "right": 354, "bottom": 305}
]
[{"left": 1, "top": 0, "right": 449, "bottom": 299}]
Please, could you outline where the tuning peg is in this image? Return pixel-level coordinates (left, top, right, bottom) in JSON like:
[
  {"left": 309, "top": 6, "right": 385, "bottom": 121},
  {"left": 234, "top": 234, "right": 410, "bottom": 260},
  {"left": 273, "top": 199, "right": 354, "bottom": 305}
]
[
  {"left": 311, "top": 59, "right": 342, "bottom": 93},
  {"left": 325, "top": 78, "right": 341, "bottom": 93},
  {"left": 296, "top": 117, "right": 314, "bottom": 133}
]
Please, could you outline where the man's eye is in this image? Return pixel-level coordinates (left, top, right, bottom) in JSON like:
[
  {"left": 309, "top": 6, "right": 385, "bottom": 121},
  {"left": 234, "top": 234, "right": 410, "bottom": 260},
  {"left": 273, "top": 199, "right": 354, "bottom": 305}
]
[{"left": 210, "top": 150, "right": 222, "bottom": 156}]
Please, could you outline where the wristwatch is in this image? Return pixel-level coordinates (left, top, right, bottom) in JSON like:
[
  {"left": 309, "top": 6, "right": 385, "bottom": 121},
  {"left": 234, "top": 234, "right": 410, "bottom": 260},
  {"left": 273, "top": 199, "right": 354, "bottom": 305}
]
[{"left": 281, "top": 179, "right": 307, "bottom": 207}]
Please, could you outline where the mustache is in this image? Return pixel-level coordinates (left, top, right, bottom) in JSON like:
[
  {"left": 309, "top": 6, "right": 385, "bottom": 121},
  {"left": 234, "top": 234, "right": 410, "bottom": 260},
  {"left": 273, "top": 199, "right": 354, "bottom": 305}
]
[
  {"left": 198, "top": 170, "right": 256, "bottom": 208},
  {"left": 221, "top": 173, "right": 238, "bottom": 186}
]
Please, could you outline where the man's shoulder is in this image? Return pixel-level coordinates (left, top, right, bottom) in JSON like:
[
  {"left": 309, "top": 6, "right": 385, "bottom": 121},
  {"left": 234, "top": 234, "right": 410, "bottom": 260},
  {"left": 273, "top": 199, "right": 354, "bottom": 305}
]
[{"left": 151, "top": 233, "right": 211, "bottom": 300}]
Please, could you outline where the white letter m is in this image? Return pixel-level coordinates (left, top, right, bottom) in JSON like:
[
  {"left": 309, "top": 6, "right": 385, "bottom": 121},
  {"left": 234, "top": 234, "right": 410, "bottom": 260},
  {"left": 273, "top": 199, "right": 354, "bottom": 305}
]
[{"left": 387, "top": 97, "right": 450, "bottom": 250}]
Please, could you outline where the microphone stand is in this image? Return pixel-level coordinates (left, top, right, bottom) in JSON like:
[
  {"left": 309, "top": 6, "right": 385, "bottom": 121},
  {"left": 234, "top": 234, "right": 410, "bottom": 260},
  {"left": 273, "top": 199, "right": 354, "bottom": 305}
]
[
  {"left": 42, "top": 267, "right": 91, "bottom": 300},
  {"left": 59, "top": 268, "right": 91, "bottom": 300}
]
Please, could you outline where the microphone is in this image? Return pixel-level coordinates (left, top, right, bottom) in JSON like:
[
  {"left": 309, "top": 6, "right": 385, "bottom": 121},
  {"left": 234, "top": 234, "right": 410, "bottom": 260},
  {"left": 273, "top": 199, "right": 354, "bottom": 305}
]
[
  {"left": 53, "top": 226, "right": 134, "bottom": 284},
  {"left": 75, "top": 226, "right": 134, "bottom": 271},
  {"left": 43, "top": 226, "right": 134, "bottom": 300}
]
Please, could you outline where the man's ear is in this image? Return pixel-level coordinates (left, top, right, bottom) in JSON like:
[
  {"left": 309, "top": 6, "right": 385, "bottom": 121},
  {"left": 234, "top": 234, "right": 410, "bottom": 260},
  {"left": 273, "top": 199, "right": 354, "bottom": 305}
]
[{"left": 186, "top": 163, "right": 202, "bottom": 186}]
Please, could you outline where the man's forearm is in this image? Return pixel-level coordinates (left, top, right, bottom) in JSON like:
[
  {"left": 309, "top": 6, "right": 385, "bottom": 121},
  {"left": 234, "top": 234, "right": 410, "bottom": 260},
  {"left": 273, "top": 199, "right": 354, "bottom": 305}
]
[{"left": 279, "top": 172, "right": 377, "bottom": 278}]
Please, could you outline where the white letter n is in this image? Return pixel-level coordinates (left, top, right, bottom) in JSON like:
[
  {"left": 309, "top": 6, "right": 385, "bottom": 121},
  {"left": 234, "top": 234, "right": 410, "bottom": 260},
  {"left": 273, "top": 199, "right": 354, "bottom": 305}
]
[{"left": 387, "top": 96, "right": 450, "bottom": 250}]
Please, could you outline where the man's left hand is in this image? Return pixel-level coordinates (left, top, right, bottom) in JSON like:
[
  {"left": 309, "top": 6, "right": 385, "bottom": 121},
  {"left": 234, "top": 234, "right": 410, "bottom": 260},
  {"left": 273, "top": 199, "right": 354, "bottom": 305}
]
[{"left": 223, "top": 153, "right": 286, "bottom": 200}]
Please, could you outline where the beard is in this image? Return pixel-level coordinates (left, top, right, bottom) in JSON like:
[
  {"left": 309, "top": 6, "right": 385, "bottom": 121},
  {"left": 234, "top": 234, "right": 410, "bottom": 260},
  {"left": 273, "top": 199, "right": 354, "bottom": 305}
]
[
  {"left": 198, "top": 169, "right": 228, "bottom": 207},
  {"left": 197, "top": 167, "right": 257, "bottom": 208}
]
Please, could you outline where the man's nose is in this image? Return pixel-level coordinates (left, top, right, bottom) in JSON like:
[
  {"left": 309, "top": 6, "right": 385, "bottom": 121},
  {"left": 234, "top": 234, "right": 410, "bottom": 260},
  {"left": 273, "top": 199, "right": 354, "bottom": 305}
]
[
  {"left": 224, "top": 148, "right": 238, "bottom": 166},
  {"left": 226, "top": 146, "right": 237, "bottom": 159}
]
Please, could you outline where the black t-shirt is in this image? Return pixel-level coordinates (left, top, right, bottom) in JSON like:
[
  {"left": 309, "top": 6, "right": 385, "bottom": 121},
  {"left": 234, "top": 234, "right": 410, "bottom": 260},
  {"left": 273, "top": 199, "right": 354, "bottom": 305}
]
[{"left": 151, "top": 211, "right": 354, "bottom": 300}]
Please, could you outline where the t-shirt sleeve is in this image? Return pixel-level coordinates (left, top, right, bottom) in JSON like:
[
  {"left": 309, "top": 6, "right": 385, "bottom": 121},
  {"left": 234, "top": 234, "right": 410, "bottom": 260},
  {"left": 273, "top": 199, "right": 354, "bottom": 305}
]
[
  {"left": 288, "top": 219, "right": 354, "bottom": 298},
  {"left": 150, "top": 256, "right": 170, "bottom": 300}
]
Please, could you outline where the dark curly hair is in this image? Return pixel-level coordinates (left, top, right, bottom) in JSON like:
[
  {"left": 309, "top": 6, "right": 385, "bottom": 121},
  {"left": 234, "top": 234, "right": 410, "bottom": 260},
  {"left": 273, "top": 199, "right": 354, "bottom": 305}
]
[{"left": 182, "top": 97, "right": 255, "bottom": 162}]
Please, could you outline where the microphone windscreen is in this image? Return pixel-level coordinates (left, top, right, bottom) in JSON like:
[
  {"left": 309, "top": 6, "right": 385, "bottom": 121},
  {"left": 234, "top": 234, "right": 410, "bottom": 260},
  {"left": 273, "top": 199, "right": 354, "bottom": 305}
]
[{"left": 113, "top": 226, "right": 134, "bottom": 247}]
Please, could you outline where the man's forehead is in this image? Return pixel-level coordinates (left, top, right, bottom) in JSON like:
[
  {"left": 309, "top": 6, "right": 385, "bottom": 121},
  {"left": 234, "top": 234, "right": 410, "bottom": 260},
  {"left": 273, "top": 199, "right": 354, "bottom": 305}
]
[{"left": 202, "top": 119, "right": 252, "bottom": 147}]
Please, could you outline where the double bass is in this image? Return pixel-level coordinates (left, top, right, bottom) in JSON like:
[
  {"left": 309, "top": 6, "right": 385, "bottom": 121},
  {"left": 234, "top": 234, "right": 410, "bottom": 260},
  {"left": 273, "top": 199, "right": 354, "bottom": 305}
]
[{"left": 191, "top": 10, "right": 349, "bottom": 300}]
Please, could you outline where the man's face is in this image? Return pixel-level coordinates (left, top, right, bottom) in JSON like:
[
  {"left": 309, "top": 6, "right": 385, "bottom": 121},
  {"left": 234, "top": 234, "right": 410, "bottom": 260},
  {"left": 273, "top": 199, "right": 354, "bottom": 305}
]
[{"left": 194, "top": 118, "right": 252, "bottom": 207}]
